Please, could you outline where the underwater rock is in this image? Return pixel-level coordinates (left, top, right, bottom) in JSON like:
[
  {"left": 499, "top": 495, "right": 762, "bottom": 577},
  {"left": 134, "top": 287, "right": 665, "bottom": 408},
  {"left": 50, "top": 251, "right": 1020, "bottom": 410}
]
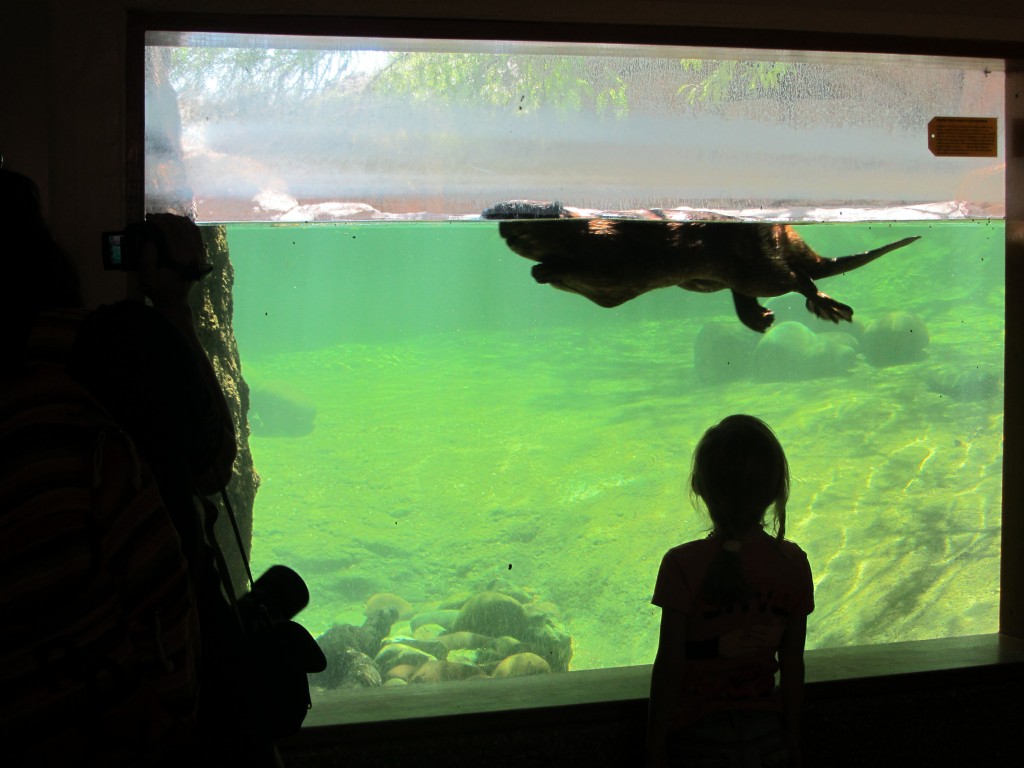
[
  {"left": 751, "top": 321, "right": 857, "bottom": 381},
  {"left": 819, "top": 331, "right": 860, "bottom": 353},
  {"left": 249, "top": 383, "right": 317, "bottom": 437},
  {"left": 519, "top": 607, "right": 574, "bottom": 673},
  {"left": 453, "top": 591, "right": 529, "bottom": 639},
  {"left": 365, "top": 592, "right": 414, "bottom": 620},
  {"left": 927, "top": 366, "right": 1000, "bottom": 401},
  {"left": 491, "top": 635, "right": 528, "bottom": 658},
  {"left": 310, "top": 607, "right": 398, "bottom": 688},
  {"left": 309, "top": 642, "right": 385, "bottom": 690},
  {"left": 693, "top": 321, "right": 759, "bottom": 383},
  {"left": 437, "top": 630, "right": 495, "bottom": 651},
  {"left": 374, "top": 643, "right": 435, "bottom": 676},
  {"left": 487, "top": 577, "right": 536, "bottom": 605},
  {"left": 753, "top": 322, "right": 819, "bottom": 380},
  {"left": 385, "top": 663, "right": 418, "bottom": 683},
  {"left": 861, "top": 311, "right": 930, "bottom": 367},
  {"left": 483, "top": 200, "right": 919, "bottom": 332},
  {"left": 435, "top": 631, "right": 528, "bottom": 667},
  {"left": 412, "top": 623, "right": 447, "bottom": 641},
  {"left": 438, "top": 593, "right": 473, "bottom": 610},
  {"left": 313, "top": 648, "right": 381, "bottom": 689},
  {"left": 446, "top": 648, "right": 488, "bottom": 667},
  {"left": 381, "top": 634, "right": 449, "bottom": 660},
  {"left": 492, "top": 652, "right": 552, "bottom": 678},
  {"left": 410, "top": 609, "right": 460, "bottom": 634},
  {"left": 349, "top": 580, "right": 574, "bottom": 689},
  {"left": 411, "top": 659, "right": 487, "bottom": 683}
]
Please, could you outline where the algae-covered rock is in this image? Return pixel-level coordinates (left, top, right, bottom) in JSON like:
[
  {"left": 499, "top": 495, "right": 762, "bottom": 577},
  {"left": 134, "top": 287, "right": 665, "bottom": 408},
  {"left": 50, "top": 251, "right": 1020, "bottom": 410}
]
[
  {"left": 492, "top": 652, "right": 552, "bottom": 678},
  {"left": 926, "top": 365, "right": 1000, "bottom": 401},
  {"left": 412, "top": 623, "right": 447, "bottom": 641},
  {"left": 410, "top": 609, "right": 460, "bottom": 633},
  {"left": 486, "top": 577, "right": 535, "bottom": 604},
  {"left": 385, "top": 664, "right": 418, "bottom": 683},
  {"left": 453, "top": 591, "right": 529, "bottom": 639},
  {"left": 365, "top": 592, "right": 414, "bottom": 620},
  {"left": 308, "top": 647, "right": 381, "bottom": 690},
  {"left": 311, "top": 608, "right": 398, "bottom": 688},
  {"left": 380, "top": 635, "right": 448, "bottom": 660},
  {"left": 410, "top": 659, "right": 487, "bottom": 683},
  {"left": 438, "top": 630, "right": 495, "bottom": 651},
  {"left": 861, "top": 311, "right": 929, "bottom": 367},
  {"left": 248, "top": 382, "right": 316, "bottom": 437},
  {"left": 374, "top": 643, "right": 435, "bottom": 675},
  {"left": 752, "top": 321, "right": 820, "bottom": 380},
  {"left": 752, "top": 321, "right": 858, "bottom": 380},
  {"left": 520, "top": 609, "right": 573, "bottom": 672}
]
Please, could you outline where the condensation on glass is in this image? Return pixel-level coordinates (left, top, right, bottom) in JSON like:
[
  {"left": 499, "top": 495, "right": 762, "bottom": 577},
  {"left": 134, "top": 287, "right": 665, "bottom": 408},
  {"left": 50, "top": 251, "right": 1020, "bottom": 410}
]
[
  {"left": 142, "top": 30, "right": 1006, "bottom": 724},
  {"left": 145, "top": 32, "right": 1004, "bottom": 221}
]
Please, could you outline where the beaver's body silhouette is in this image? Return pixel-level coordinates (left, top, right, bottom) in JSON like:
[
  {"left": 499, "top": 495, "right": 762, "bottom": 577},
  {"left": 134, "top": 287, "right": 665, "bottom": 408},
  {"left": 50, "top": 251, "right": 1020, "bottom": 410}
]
[{"left": 484, "top": 201, "right": 919, "bottom": 333}]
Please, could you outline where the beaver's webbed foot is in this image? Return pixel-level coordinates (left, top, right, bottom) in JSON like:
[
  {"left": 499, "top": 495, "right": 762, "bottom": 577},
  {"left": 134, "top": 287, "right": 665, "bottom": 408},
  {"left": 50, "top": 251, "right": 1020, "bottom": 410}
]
[
  {"left": 805, "top": 292, "right": 854, "bottom": 323},
  {"left": 732, "top": 291, "right": 774, "bottom": 333}
]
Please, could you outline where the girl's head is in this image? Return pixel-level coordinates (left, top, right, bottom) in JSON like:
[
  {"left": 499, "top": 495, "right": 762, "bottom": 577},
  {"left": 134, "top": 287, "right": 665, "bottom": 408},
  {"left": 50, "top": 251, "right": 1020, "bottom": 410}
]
[{"left": 690, "top": 414, "right": 789, "bottom": 540}]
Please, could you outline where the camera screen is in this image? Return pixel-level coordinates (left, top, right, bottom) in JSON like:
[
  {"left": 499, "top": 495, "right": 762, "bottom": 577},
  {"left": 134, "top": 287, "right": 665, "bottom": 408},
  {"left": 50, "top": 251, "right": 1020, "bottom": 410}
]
[{"left": 102, "top": 232, "right": 124, "bottom": 269}]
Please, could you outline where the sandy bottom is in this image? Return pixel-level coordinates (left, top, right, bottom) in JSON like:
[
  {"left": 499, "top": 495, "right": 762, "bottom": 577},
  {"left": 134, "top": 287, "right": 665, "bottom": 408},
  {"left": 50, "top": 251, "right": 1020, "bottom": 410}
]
[{"left": 246, "top": 309, "right": 1002, "bottom": 671}]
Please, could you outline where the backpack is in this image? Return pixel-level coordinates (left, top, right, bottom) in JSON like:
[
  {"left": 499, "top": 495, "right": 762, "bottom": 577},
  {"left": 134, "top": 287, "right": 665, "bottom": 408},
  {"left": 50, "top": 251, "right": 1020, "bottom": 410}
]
[{"left": 0, "top": 318, "right": 201, "bottom": 766}]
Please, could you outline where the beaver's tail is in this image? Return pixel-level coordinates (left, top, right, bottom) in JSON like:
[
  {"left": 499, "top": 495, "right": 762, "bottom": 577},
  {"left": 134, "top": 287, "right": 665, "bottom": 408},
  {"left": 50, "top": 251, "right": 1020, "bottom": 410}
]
[{"left": 813, "top": 235, "right": 921, "bottom": 278}]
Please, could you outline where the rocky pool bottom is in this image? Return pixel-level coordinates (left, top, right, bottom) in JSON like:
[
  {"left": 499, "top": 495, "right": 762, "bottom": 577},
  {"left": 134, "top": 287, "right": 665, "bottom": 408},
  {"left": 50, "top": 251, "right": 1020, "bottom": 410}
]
[{"left": 310, "top": 580, "right": 572, "bottom": 692}]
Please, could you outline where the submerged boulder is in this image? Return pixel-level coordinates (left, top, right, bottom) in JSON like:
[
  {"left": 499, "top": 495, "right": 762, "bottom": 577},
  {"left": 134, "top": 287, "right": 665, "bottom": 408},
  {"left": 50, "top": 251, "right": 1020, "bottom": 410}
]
[
  {"left": 453, "top": 591, "right": 529, "bottom": 640},
  {"left": 493, "top": 652, "right": 552, "bottom": 678},
  {"left": 752, "top": 321, "right": 858, "bottom": 381},
  {"left": 310, "top": 608, "right": 398, "bottom": 689},
  {"left": 861, "top": 311, "right": 929, "bottom": 367},
  {"left": 249, "top": 383, "right": 317, "bottom": 437},
  {"left": 926, "top": 365, "right": 1000, "bottom": 401}
]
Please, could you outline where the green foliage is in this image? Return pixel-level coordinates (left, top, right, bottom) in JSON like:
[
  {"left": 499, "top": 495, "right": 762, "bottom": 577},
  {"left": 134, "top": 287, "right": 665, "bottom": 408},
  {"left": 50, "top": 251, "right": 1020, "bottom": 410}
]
[
  {"left": 167, "top": 47, "right": 351, "bottom": 109},
  {"left": 164, "top": 44, "right": 792, "bottom": 122},
  {"left": 678, "top": 60, "right": 792, "bottom": 105},
  {"left": 368, "top": 53, "right": 631, "bottom": 117}
]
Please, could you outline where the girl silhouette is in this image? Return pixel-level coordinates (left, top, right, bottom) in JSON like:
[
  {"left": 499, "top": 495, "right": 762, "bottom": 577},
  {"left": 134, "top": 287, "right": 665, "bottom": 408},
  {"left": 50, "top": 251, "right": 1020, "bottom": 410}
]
[{"left": 647, "top": 414, "right": 814, "bottom": 767}]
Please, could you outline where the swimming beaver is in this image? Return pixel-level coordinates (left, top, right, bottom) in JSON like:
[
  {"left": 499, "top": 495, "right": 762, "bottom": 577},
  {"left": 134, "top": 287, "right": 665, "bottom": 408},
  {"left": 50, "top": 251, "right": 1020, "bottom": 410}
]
[{"left": 483, "top": 201, "right": 919, "bottom": 333}]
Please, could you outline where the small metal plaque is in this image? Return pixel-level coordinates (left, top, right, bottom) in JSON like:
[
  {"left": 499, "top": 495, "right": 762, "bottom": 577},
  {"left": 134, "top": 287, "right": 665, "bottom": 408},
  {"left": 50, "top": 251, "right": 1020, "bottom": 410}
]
[{"left": 928, "top": 116, "right": 998, "bottom": 158}]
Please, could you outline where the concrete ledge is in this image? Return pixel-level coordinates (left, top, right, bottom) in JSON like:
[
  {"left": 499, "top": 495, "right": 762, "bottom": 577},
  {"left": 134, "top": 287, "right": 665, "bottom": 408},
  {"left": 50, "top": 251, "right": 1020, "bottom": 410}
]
[{"left": 289, "top": 633, "right": 1024, "bottom": 740}]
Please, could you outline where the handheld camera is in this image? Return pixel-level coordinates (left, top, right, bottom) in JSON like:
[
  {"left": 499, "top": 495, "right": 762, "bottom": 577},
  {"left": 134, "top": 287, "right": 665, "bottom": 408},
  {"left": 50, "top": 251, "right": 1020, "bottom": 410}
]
[{"left": 102, "top": 220, "right": 212, "bottom": 281}]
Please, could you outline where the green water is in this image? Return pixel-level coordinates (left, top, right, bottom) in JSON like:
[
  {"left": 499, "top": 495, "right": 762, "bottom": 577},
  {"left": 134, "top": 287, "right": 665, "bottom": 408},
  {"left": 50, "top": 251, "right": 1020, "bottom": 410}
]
[{"left": 227, "top": 219, "right": 1003, "bottom": 672}]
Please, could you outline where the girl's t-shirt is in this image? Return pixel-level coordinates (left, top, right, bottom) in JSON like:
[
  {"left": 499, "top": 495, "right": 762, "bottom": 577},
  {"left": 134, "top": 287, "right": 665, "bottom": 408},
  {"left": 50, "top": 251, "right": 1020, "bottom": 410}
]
[{"left": 652, "top": 528, "right": 814, "bottom": 726}]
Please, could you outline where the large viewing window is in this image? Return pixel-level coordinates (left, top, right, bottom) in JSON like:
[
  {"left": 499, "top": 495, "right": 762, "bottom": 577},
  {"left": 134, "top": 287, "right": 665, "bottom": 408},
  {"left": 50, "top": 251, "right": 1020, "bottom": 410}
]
[{"left": 143, "top": 27, "right": 1005, "bottom": 721}]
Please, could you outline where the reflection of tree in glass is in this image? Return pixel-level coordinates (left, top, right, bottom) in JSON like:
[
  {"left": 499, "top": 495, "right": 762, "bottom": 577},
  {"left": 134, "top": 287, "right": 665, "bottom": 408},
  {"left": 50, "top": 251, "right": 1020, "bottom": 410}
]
[
  {"left": 678, "top": 60, "right": 792, "bottom": 105},
  {"left": 368, "top": 53, "right": 631, "bottom": 117},
  {"left": 169, "top": 47, "right": 356, "bottom": 117},
  {"left": 167, "top": 45, "right": 973, "bottom": 132},
  {"left": 166, "top": 47, "right": 800, "bottom": 122}
]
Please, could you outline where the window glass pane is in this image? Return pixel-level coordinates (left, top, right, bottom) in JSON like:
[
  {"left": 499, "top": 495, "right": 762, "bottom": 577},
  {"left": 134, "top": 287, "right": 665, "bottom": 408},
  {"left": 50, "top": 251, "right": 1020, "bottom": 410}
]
[
  {"left": 147, "top": 33, "right": 1003, "bottom": 218},
  {"left": 144, "top": 31, "right": 1004, "bottom": 714}
]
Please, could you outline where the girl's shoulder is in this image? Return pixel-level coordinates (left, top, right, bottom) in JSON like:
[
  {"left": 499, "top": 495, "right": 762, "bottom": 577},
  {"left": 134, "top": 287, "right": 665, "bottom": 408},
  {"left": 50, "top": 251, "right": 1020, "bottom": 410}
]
[
  {"left": 772, "top": 537, "right": 812, "bottom": 570},
  {"left": 777, "top": 536, "right": 809, "bottom": 556},
  {"left": 661, "top": 537, "right": 719, "bottom": 568},
  {"left": 666, "top": 536, "right": 718, "bottom": 555}
]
